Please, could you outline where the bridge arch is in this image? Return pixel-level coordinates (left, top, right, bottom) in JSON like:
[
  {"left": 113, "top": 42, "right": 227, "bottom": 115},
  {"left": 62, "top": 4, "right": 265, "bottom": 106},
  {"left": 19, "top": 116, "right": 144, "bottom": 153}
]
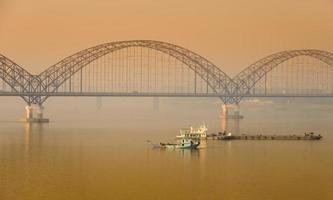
[
  {"left": 38, "top": 40, "right": 233, "bottom": 104},
  {"left": 0, "top": 54, "right": 39, "bottom": 104},
  {"left": 230, "top": 50, "right": 333, "bottom": 103}
]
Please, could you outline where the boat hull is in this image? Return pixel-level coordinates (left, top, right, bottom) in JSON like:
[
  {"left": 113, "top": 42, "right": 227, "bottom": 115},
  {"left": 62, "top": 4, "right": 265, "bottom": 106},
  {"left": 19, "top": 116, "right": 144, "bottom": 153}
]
[{"left": 160, "top": 140, "right": 200, "bottom": 149}]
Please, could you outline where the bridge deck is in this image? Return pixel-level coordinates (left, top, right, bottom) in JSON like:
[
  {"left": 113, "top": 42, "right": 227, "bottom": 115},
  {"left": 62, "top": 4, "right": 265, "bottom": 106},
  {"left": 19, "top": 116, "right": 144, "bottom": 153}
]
[{"left": 0, "top": 92, "right": 332, "bottom": 98}]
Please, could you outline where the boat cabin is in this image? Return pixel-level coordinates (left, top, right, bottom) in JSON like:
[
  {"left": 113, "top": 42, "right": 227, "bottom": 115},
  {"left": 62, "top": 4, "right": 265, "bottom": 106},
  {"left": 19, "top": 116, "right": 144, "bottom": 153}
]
[{"left": 176, "top": 124, "right": 208, "bottom": 139}]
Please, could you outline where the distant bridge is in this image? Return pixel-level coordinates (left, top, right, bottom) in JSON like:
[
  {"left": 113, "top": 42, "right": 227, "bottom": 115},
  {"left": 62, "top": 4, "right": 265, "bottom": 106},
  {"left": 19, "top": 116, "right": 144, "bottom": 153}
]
[{"left": 1, "top": 40, "right": 333, "bottom": 121}]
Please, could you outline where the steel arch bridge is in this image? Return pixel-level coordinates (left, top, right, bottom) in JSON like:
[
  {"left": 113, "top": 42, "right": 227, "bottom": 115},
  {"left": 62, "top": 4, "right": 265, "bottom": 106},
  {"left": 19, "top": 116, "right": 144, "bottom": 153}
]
[
  {"left": 1, "top": 40, "right": 333, "bottom": 110},
  {"left": 231, "top": 49, "right": 333, "bottom": 103}
]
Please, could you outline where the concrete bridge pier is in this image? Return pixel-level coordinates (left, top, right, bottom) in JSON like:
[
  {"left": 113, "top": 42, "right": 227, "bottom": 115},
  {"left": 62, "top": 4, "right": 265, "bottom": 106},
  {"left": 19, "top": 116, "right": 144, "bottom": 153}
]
[
  {"left": 221, "top": 104, "right": 229, "bottom": 118},
  {"left": 221, "top": 103, "right": 244, "bottom": 120},
  {"left": 22, "top": 104, "right": 49, "bottom": 123},
  {"left": 225, "top": 103, "right": 244, "bottom": 119},
  {"left": 233, "top": 103, "right": 243, "bottom": 119},
  {"left": 220, "top": 103, "right": 243, "bottom": 133},
  {"left": 220, "top": 104, "right": 228, "bottom": 132}
]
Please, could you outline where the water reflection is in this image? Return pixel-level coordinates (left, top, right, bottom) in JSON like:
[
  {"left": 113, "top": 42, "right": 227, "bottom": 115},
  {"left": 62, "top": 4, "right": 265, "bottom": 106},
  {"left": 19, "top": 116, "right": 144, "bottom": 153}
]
[
  {"left": 24, "top": 123, "right": 31, "bottom": 151},
  {"left": 179, "top": 149, "right": 201, "bottom": 159},
  {"left": 1, "top": 100, "right": 333, "bottom": 200},
  {"left": 24, "top": 122, "right": 45, "bottom": 149}
]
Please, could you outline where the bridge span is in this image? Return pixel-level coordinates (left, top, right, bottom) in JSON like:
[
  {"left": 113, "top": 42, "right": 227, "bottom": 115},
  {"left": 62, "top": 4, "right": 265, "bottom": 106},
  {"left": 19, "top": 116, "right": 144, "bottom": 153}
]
[{"left": 0, "top": 40, "right": 332, "bottom": 122}]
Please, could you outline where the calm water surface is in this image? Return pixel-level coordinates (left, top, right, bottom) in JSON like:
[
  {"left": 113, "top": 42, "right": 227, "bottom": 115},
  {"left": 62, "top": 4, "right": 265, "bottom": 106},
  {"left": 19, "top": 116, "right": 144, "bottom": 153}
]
[{"left": 0, "top": 98, "right": 332, "bottom": 200}]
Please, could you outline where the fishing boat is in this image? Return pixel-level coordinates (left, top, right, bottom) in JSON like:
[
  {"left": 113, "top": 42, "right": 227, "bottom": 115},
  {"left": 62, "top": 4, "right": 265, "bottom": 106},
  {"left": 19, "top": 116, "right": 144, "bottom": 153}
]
[
  {"left": 302, "top": 132, "right": 322, "bottom": 140},
  {"left": 176, "top": 124, "right": 208, "bottom": 139},
  {"left": 147, "top": 139, "right": 200, "bottom": 149}
]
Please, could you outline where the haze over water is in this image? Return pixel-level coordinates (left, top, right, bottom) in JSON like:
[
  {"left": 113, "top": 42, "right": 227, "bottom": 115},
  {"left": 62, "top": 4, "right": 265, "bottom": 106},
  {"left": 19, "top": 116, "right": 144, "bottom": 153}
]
[
  {"left": 1, "top": 0, "right": 333, "bottom": 199},
  {"left": 0, "top": 97, "right": 332, "bottom": 200}
]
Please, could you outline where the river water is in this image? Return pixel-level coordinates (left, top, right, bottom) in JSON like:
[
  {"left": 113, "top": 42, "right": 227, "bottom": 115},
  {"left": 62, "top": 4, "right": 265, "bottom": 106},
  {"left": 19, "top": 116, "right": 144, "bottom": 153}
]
[{"left": 0, "top": 97, "right": 332, "bottom": 200}]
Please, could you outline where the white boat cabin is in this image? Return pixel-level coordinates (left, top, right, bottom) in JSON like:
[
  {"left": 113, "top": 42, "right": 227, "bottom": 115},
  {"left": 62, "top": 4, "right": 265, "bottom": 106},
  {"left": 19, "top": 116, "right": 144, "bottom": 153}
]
[{"left": 176, "top": 124, "right": 208, "bottom": 139}]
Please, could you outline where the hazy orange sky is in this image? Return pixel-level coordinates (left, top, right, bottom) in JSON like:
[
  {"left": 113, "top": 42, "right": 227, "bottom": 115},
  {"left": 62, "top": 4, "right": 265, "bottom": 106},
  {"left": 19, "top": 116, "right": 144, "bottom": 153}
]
[{"left": 0, "top": 0, "right": 332, "bottom": 75}]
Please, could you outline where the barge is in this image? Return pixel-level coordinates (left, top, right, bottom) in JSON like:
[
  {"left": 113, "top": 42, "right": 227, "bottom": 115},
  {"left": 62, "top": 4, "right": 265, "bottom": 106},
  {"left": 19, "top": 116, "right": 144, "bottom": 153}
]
[{"left": 208, "top": 132, "right": 322, "bottom": 140}]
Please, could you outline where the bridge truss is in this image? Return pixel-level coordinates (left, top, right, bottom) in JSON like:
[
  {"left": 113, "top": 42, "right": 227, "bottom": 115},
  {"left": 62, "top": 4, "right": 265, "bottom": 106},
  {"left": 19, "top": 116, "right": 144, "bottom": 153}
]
[{"left": 1, "top": 41, "right": 333, "bottom": 107}]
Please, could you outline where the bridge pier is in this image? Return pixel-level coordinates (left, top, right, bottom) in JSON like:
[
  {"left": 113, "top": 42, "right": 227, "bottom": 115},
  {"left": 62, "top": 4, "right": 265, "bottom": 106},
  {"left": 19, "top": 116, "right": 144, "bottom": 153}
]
[
  {"left": 221, "top": 103, "right": 244, "bottom": 120},
  {"left": 22, "top": 104, "right": 49, "bottom": 123},
  {"left": 221, "top": 104, "right": 228, "bottom": 132},
  {"left": 220, "top": 103, "right": 243, "bottom": 133},
  {"left": 232, "top": 103, "right": 243, "bottom": 119}
]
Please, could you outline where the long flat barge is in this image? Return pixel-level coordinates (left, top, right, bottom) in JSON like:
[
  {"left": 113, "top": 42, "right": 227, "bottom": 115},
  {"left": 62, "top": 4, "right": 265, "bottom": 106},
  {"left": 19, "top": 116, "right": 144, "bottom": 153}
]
[{"left": 207, "top": 133, "right": 322, "bottom": 141}]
